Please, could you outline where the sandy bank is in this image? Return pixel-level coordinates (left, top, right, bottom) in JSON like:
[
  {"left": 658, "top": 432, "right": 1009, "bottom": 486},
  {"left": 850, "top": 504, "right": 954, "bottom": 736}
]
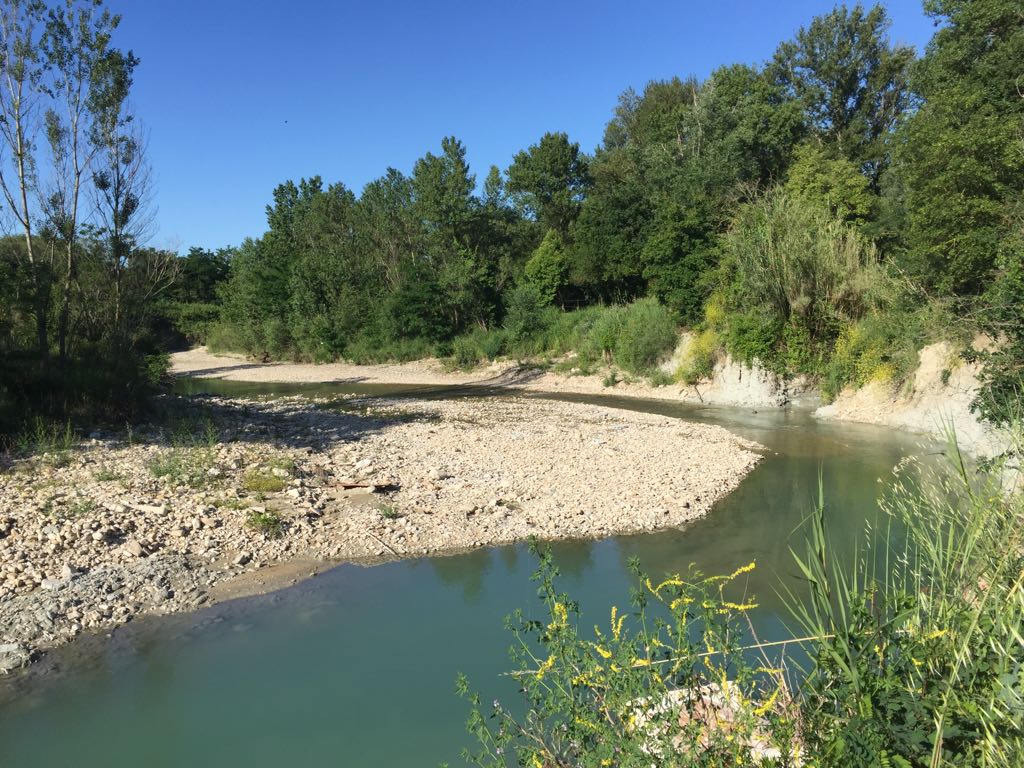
[
  {"left": 170, "top": 343, "right": 1012, "bottom": 458},
  {"left": 0, "top": 389, "right": 761, "bottom": 675}
]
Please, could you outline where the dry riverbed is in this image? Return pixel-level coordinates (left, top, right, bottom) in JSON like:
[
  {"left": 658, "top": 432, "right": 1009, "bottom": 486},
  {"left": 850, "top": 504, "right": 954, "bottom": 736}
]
[{"left": 0, "top": 391, "right": 762, "bottom": 675}]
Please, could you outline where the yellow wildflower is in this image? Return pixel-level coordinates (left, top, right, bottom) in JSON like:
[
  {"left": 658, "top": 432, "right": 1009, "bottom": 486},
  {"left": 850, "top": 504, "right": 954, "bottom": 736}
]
[
  {"left": 754, "top": 686, "right": 780, "bottom": 717},
  {"left": 536, "top": 654, "right": 556, "bottom": 680},
  {"left": 610, "top": 605, "right": 626, "bottom": 641},
  {"left": 592, "top": 644, "right": 613, "bottom": 659},
  {"left": 719, "top": 601, "right": 759, "bottom": 614},
  {"left": 547, "top": 602, "right": 568, "bottom": 631}
]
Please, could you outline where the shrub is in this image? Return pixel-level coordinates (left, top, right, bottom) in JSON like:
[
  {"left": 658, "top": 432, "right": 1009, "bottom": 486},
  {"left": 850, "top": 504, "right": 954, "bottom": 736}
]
[
  {"left": 451, "top": 334, "right": 484, "bottom": 370},
  {"left": 242, "top": 470, "right": 286, "bottom": 494},
  {"left": 578, "top": 305, "right": 625, "bottom": 363},
  {"left": 246, "top": 508, "right": 284, "bottom": 538},
  {"left": 503, "top": 284, "right": 553, "bottom": 348},
  {"left": 613, "top": 299, "right": 678, "bottom": 375},
  {"left": 462, "top": 434, "right": 1024, "bottom": 766},
  {"left": 459, "top": 548, "right": 798, "bottom": 767},
  {"left": 525, "top": 229, "right": 569, "bottom": 304},
  {"left": 787, "top": 437, "right": 1024, "bottom": 764},
  {"left": 677, "top": 329, "right": 720, "bottom": 385}
]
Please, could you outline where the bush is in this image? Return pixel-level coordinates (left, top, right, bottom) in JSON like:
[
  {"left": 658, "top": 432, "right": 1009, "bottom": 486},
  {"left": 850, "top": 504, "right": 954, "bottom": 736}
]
[
  {"left": 246, "top": 508, "right": 284, "bottom": 538},
  {"left": 677, "top": 329, "right": 720, "bottom": 385},
  {"left": 613, "top": 299, "right": 678, "bottom": 374},
  {"left": 503, "top": 284, "right": 553, "bottom": 349},
  {"left": 788, "top": 438, "right": 1024, "bottom": 764},
  {"left": 451, "top": 334, "right": 484, "bottom": 370},
  {"left": 459, "top": 547, "right": 798, "bottom": 767},
  {"left": 578, "top": 305, "right": 625, "bottom": 363},
  {"left": 205, "top": 322, "right": 247, "bottom": 354}
]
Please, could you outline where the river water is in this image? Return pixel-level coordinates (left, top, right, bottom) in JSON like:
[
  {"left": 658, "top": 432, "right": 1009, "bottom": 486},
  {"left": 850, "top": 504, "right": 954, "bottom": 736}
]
[{"left": 0, "top": 382, "right": 936, "bottom": 767}]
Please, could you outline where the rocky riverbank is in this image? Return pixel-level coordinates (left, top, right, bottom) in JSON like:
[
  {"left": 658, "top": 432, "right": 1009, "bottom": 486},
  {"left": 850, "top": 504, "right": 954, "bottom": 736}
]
[
  {"left": 0, "top": 392, "right": 762, "bottom": 675},
  {"left": 172, "top": 345, "right": 1008, "bottom": 457}
]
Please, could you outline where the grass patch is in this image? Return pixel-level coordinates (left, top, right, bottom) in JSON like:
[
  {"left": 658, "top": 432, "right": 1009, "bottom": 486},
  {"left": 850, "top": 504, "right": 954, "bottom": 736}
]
[
  {"left": 245, "top": 508, "right": 284, "bottom": 538},
  {"left": 215, "top": 496, "right": 248, "bottom": 511},
  {"left": 93, "top": 468, "right": 122, "bottom": 482},
  {"left": 146, "top": 419, "right": 221, "bottom": 488},
  {"left": 379, "top": 504, "right": 400, "bottom": 520},
  {"left": 242, "top": 471, "right": 287, "bottom": 493}
]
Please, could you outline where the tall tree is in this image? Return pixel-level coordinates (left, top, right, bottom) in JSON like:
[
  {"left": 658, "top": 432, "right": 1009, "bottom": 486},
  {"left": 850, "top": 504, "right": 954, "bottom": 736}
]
[
  {"left": 506, "top": 131, "right": 589, "bottom": 239},
  {"left": 88, "top": 44, "right": 153, "bottom": 345},
  {"left": 895, "top": 0, "right": 1024, "bottom": 295},
  {"left": 42, "top": 0, "right": 120, "bottom": 360},
  {"left": 0, "top": 0, "right": 49, "bottom": 360},
  {"left": 772, "top": 3, "right": 914, "bottom": 186}
]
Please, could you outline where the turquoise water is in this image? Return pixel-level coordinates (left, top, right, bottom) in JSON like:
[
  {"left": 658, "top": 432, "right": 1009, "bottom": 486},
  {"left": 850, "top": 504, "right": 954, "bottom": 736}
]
[{"left": 0, "top": 384, "right": 933, "bottom": 767}]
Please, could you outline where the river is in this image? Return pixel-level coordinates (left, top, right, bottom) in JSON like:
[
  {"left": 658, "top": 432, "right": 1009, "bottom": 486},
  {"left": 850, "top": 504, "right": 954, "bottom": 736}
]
[{"left": 0, "top": 381, "right": 935, "bottom": 767}]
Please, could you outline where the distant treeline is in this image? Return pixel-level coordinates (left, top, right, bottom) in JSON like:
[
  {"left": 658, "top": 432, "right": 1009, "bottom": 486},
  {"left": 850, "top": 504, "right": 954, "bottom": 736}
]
[{"left": 191, "top": 0, "right": 1021, "bottom": 421}]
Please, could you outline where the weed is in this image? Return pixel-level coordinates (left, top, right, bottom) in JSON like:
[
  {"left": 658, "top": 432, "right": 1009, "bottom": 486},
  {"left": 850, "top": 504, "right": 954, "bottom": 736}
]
[
  {"left": 242, "top": 470, "right": 286, "bottom": 493},
  {"left": 246, "top": 508, "right": 284, "bottom": 538},
  {"left": 379, "top": 505, "right": 400, "bottom": 520},
  {"left": 93, "top": 469, "right": 122, "bottom": 482},
  {"left": 647, "top": 368, "right": 673, "bottom": 387},
  {"left": 215, "top": 496, "right": 248, "bottom": 511},
  {"left": 67, "top": 498, "right": 96, "bottom": 517},
  {"left": 602, "top": 369, "right": 619, "bottom": 388}
]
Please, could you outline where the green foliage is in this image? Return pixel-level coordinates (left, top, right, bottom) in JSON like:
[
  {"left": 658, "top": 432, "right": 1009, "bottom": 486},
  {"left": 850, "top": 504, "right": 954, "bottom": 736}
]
[
  {"left": 639, "top": 205, "right": 716, "bottom": 325},
  {"left": 241, "top": 470, "right": 287, "bottom": 494},
  {"left": 506, "top": 132, "right": 590, "bottom": 238},
  {"left": 972, "top": 220, "right": 1024, "bottom": 423},
  {"left": 895, "top": 0, "right": 1024, "bottom": 295},
  {"left": 786, "top": 440, "right": 1024, "bottom": 764},
  {"left": 449, "top": 327, "right": 507, "bottom": 370},
  {"left": 784, "top": 143, "right": 875, "bottom": 224},
  {"left": 146, "top": 421, "right": 219, "bottom": 488},
  {"left": 677, "top": 329, "right": 720, "bottom": 385},
  {"left": 502, "top": 284, "right": 554, "bottom": 350},
  {"left": 10, "top": 417, "right": 75, "bottom": 457},
  {"left": 459, "top": 546, "right": 797, "bottom": 767},
  {"left": 612, "top": 299, "right": 678, "bottom": 375},
  {"left": 716, "top": 188, "right": 888, "bottom": 375},
  {"left": 464, "top": 435, "right": 1024, "bottom": 766},
  {"left": 524, "top": 229, "right": 568, "bottom": 305},
  {"left": 771, "top": 3, "right": 914, "bottom": 185},
  {"left": 245, "top": 508, "right": 284, "bottom": 539}
]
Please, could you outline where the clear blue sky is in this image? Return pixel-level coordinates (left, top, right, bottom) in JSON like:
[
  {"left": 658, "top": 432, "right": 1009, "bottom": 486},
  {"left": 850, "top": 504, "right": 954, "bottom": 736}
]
[{"left": 106, "top": 0, "right": 938, "bottom": 252}]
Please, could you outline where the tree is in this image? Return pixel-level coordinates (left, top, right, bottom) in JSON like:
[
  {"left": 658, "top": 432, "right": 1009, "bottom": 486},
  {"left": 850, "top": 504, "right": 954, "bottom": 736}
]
[
  {"left": 772, "top": 3, "right": 914, "bottom": 186},
  {"left": 784, "top": 142, "right": 874, "bottom": 225},
  {"left": 506, "top": 131, "right": 589, "bottom": 238},
  {"left": 640, "top": 203, "right": 716, "bottom": 325},
  {"left": 41, "top": 0, "right": 120, "bottom": 361},
  {"left": 88, "top": 44, "right": 154, "bottom": 346},
  {"left": 895, "top": 0, "right": 1024, "bottom": 295},
  {"left": 0, "top": 0, "right": 50, "bottom": 360},
  {"left": 524, "top": 228, "right": 567, "bottom": 305}
]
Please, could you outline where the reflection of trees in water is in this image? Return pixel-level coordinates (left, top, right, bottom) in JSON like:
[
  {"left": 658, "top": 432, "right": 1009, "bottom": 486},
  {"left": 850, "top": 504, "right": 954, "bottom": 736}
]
[
  {"left": 429, "top": 548, "right": 492, "bottom": 603},
  {"left": 610, "top": 441, "right": 914, "bottom": 620},
  {"left": 497, "top": 543, "right": 521, "bottom": 572},
  {"left": 547, "top": 540, "right": 594, "bottom": 579}
]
